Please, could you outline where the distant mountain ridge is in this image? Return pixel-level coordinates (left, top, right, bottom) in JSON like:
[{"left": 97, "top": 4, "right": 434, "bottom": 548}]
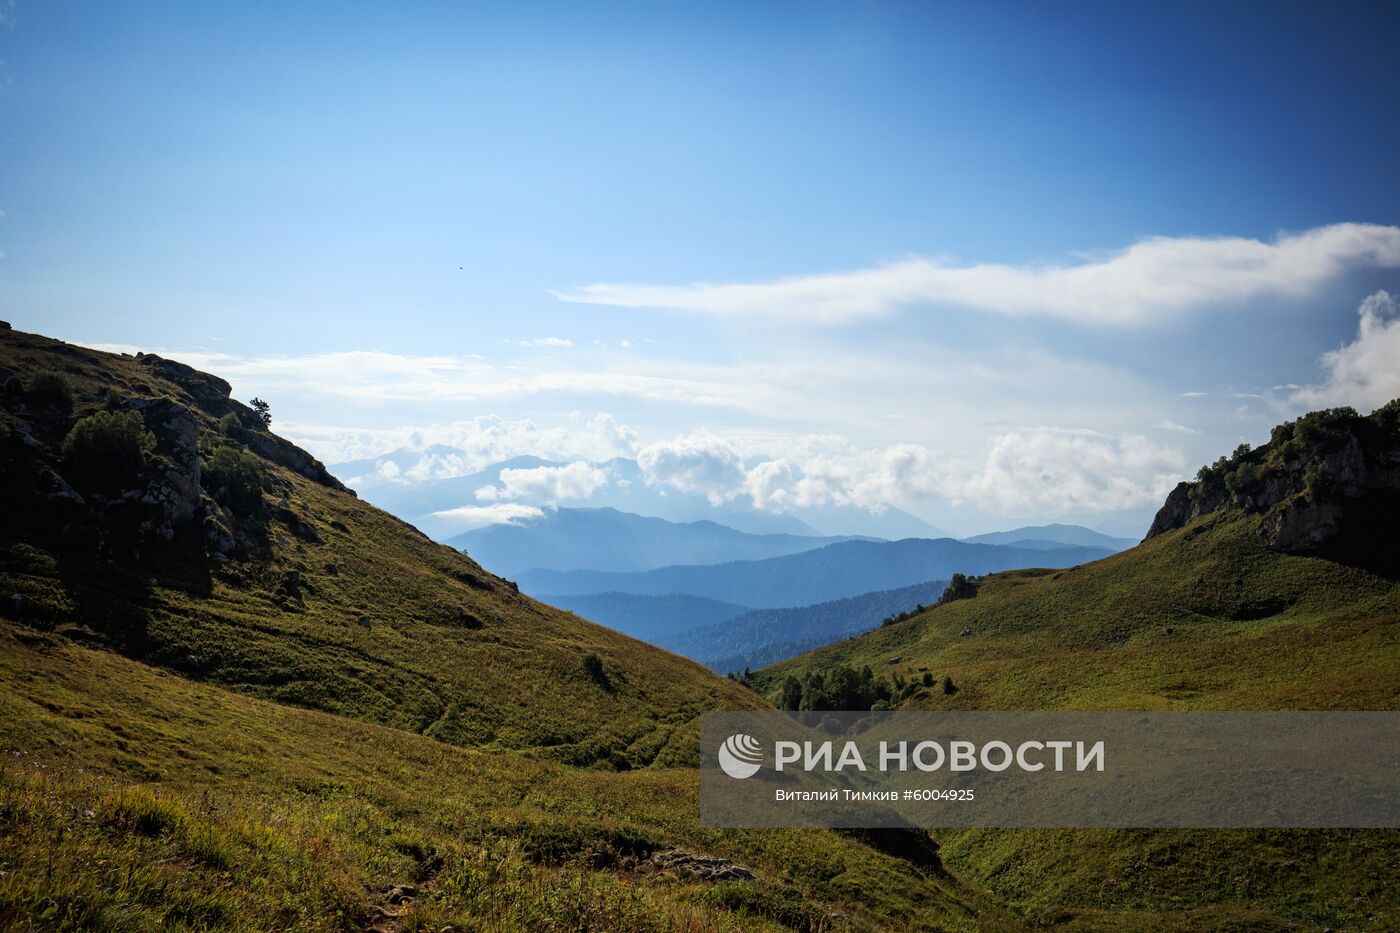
[
  {"left": 659, "top": 578, "right": 951, "bottom": 672},
  {"left": 449, "top": 507, "right": 865, "bottom": 576},
  {"left": 963, "top": 523, "right": 1138, "bottom": 551},
  {"left": 538, "top": 591, "right": 752, "bottom": 641},
  {"left": 520, "top": 537, "right": 1112, "bottom": 608}
]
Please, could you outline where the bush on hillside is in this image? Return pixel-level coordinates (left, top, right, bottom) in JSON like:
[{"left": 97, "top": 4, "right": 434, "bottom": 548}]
[
  {"left": 61, "top": 410, "right": 155, "bottom": 493},
  {"left": 582, "top": 652, "right": 611, "bottom": 690},
  {"left": 205, "top": 446, "right": 264, "bottom": 515},
  {"left": 28, "top": 371, "right": 73, "bottom": 409}
]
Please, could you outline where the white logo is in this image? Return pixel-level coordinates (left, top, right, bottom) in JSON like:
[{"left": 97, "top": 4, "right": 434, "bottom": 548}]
[{"left": 718, "top": 733, "right": 763, "bottom": 779}]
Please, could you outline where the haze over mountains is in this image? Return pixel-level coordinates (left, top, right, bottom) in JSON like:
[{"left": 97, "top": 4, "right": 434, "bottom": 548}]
[
  {"left": 447, "top": 507, "right": 866, "bottom": 576},
  {"left": 333, "top": 449, "right": 948, "bottom": 540},
  {"left": 520, "top": 538, "right": 1110, "bottom": 607},
  {"left": 332, "top": 447, "right": 1137, "bottom": 674}
]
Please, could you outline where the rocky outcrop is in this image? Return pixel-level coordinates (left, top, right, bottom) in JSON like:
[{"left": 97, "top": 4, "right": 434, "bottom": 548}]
[
  {"left": 242, "top": 428, "right": 349, "bottom": 494},
  {"left": 650, "top": 848, "right": 754, "bottom": 881},
  {"left": 1146, "top": 402, "right": 1400, "bottom": 559},
  {"left": 136, "top": 353, "right": 232, "bottom": 415},
  {"left": 129, "top": 398, "right": 203, "bottom": 530}
]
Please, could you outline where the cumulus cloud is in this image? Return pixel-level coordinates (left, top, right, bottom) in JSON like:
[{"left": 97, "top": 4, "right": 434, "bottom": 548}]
[
  {"left": 281, "top": 413, "right": 639, "bottom": 475},
  {"left": 634, "top": 428, "right": 1184, "bottom": 517},
  {"left": 636, "top": 434, "right": 749, "bottom": 505},
  {"left": 518, "top": 337, "right": 574, "bottom": 348},
  {"left": 475, "top": 462, "right": 608, "bottom": 503},
  {"left": 553, "top": 223, "right": 1400, "bottom": 325},
  {"left": 947, "top": 429, "right": 1186, "bottom": 513},
  {"left": 429, "top": 503, "right": 545, "bottom": 530},
  {"left": 1291, "top": 291, "right": 1400, "bottom": 412}
]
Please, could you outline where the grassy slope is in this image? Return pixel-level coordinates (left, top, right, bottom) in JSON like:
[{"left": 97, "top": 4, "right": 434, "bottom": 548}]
[
  {"left": 757, "top": 512, "right": 1400, "bottom": 929},
  {"left": 0, "top": 330, "right": 1024, "bottom": 931},
  {"left": 0, "top": 328, "right": 762, "bottom": 768},
  {"left": 0, "top": 628, "right": 1019, "bottom": 932}
]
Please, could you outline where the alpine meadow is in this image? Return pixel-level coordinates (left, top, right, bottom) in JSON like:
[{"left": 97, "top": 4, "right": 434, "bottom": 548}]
[{"left": 3, "top": 3, "right": 1400, "bottom": 931}]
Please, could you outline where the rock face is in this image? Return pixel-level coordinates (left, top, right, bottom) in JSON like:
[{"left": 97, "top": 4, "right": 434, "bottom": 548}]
[
  {"left": 1146, "top": 402, "right": 1400, "bottom": 562},
  {"left": 130, "top": 398, "right": 203, "bottom": 530}
]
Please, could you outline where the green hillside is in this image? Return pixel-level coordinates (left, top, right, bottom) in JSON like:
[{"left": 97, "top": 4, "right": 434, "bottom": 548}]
[
  {"left": 0, "top": 628, "right": 1024, "bottom": 932},
  {"left": 754, "top": 407, "right": 1400, "bottom": 930},
  {"left": 4, "top": 325, "right": 1399, "bottom": 931},
  {"left": 0, "top": 328, "right": 761, "bottom": 769},
  {"left": 0, "top": 327, "right": 1031, "bottom": 931}
]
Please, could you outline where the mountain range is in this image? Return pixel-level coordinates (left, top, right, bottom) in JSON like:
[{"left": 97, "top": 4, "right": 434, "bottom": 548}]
[
  {"left": 447, "top": 506, "right": 865, "bottom": 576},
  {"left": 658, "top": 578, "right": 951, "bottom": 672},
  {"left": 520, "top": 537, "right": 1111, "bottom": 607},
  {"left": 4, "top": 326, "right": 1398, "bottom": 930},
  {"left": 961, "top": 522, "right": 1138, "bottom": 551}
]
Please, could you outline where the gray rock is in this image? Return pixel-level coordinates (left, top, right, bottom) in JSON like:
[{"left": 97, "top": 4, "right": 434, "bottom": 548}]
[{"left": 650, "top": 847, "right": 754, "bottom": 882}]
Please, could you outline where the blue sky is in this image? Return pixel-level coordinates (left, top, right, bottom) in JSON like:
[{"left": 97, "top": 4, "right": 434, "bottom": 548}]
[{"left": 3, "top": 1, "right": 1399, "bottom": 535}]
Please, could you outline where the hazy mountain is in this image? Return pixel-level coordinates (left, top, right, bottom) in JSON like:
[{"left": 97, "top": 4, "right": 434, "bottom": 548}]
[
  {"left": 658, "top": 579, "right": 950, "bottom": 672},
  {"left": 540, "top": 591, "right": 753, "bottom": 641},
  {"left": 447, "top": 507, "right": 863, "bottom": 576},
  {"left": 963, "top": 523, "right": 1138, "bottom": 551},
  {"left": 519, "top": 538, "right": 1112, "bottom": 608},
  {"left": 329, "top": 449, "right": 946, "bottom": 540}
]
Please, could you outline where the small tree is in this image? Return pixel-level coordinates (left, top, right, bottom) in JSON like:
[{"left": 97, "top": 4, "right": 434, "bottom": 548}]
[
  {"left": 62, "top": 410, "right": 155, "bottom": 493},
  {"left": 941, "top": 675, "right": 957, "bottom": 695},
  {"left": 205, "top": 446, "right": 264, "bottom": 515},
  {"left": 248, "top": 397, "right": 272, "bottom": 427},
  {"left": 922, "top": 671, "right": 935, "bottom": 688}
]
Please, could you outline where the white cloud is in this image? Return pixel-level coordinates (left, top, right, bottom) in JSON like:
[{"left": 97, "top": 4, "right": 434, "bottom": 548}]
[
  {"left": 636, "top": 433, "right": 749, "bottom": 506},
  {"left": 518, "top": 337, "right": 574, "bottom": 348},
  {"left": 278, "top": 413, "right": 639, "bottom": 474},
  {"left": 475, "top": 462, "right": 609, "bottom": 503},
  {"left": 553, "top": 223, "right": 1400, "bottom": 325},
  {"left": 633, "top": 428, "right": 1184, "bottom": 517},
  {"left": 946, "top": 429, "right": 1186, "bottom": 514},
  {"left": 1291, "top": 290, "right": 1400, "bottom": 412},
  {"left": 1181, "top": 391, "right": 1207, "bottom": 398},
  {"left": 1155, "top": 420, "right": 1199, "bottom": 434},
  {"left": 429, "top": 503, "right": 544, "bottom": 530}
]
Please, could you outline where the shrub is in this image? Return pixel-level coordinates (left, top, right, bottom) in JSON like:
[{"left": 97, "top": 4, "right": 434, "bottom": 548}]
[
  {"left": 61, "top": 410, "right": 155, "bottom": 493},
  {"left": 941, "top": 675, "right": 957, "bottom": 695},
  {"left": 777, "top": 675, "right": 803, "bottom": 711},
  {"left": 2, "top": 376, "right": 21, "bottom": 400},
  {"left": 1303, "top": 463, "right": 1333, "bottom": 502},
  {"left": 205, "top": 446, "right": 264, "bottom": 514},
  {"left": 28, "top": 371, "right": 73, "bottom": 409},
  {"left": 922, "top": 671, "right": 935, "bottom": 688},
  {"left": 218, "top": 412, "right": 243, "bottom": 435},
  {"left": 581, "top": 652, "right": 611, "bottom": 689}
]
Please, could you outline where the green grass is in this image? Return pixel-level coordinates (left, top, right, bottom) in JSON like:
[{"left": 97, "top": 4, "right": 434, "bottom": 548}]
[
  {"left": 5, "top": 327, "right": 1400, "bottom": 930},
  {"left": 757, "top": 512, "right": 1400, "bottom": 929},
  {"left": 0, "top": 328, "right": 763, "bottom": 769},
  {"left": 0, "top": 628, "right": 1020, "bottom": 932}
]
